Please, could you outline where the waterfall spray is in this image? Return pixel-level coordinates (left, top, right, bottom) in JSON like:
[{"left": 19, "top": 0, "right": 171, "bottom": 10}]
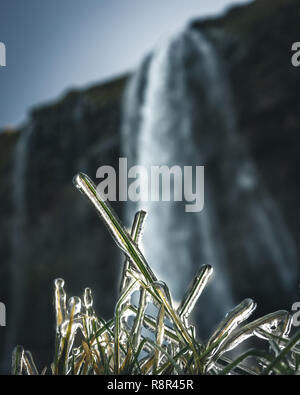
[{"left": 122, "top": 26, "right": 298, "bottom": 337}]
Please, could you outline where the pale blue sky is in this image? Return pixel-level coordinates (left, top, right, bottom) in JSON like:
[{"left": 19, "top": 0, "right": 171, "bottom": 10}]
[{"left": 0, "top": 0, "right": 253, "bottom": 128}]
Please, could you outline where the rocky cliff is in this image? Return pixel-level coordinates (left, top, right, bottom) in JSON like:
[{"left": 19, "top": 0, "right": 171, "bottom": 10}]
[
  {"left": 0, "top": 76, "right": 128, "bottom": 371},
  {"left": 1, "top": 0, "right": 300, "bottom": 372},
  {"left": 194, "top": 0, "right": 300, "bottom": 304}
]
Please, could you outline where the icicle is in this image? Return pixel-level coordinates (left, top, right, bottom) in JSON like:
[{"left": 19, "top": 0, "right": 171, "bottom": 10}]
[
  {"left": 54, "top": 278, "right": 67, "bottom": 330},
  {"left": 11, "top": 345, "right": 24, "bottom": 375},
  {"left": 130, "top": 287, "right": 147, "bottom": 349},
  {"left": 120, "top": 210, "right": 147, "bottom": 293},
  {"left": 177, "top": 264, "right": 213, "bottom": 327},
  {"left": 207, "top": 298, "right": 256, "bottom": 355},
  {"left": 23, "top": 350, "right": 39, "bottom": 375},
  {"left": 68, "top": 296, "right": 82, "bottom": 316},
  {"left": 83, "top": 287, "right": 93, "bottom": 310},
  {"left": 211, "top": 310, "right": 291, "bottom": 367},
  {"left": 152, "top": 281, "right": 173, "bottom": 306}
]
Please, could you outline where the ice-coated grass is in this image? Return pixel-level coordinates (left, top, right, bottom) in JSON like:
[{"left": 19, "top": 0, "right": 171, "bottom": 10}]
[{"left": 11, "top": 173, "right": 300, "bottom": 375}]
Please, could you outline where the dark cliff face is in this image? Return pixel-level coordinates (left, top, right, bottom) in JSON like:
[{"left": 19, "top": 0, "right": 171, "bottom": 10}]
[
  {"left": 0, "top": 0, "right": 300, "bottom": 372},
  {"left": 0, "top": 76, "right": 128, "bottom": 371},
  {"left": 0, "top": 129, "right": 19, "bottom": 301},
  {"left": 192, "top": 0, "right": 300, "bottom": 306},
  {"left": 194, "top": 0, "right": 300, "bottom": 219}
]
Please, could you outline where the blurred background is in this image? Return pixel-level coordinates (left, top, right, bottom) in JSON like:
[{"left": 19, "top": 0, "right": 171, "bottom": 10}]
[{"left": 0, "top": 0, "right": 299, "bottom": 373}]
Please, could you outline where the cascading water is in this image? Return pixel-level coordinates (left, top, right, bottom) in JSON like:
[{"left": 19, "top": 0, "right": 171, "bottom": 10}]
[
  {"left": 122, "top": 29, "right": 235, "bottom": 335},
  {"left": 122, "top": 26, "right": 298, "bottom": 338}
]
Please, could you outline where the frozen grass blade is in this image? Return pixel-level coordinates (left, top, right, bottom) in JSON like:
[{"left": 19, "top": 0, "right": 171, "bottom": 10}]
[
  {"left": 177, "top": 264, "right": 213, "bottom": 327},
  {"left": 73, "top": 173, "right": 157, "bottom": 284},
  {"left": 120, "top": 210, "right": 147, "bottom": 293},
  {"left": 11, "top": 345, "right": 24, "bottom": 375},
  {"left": 72, "top": 172, "right": 199, "bottom": 364},
  {"left": 10, "top": 172, "right": 300, "bottom": 375}
]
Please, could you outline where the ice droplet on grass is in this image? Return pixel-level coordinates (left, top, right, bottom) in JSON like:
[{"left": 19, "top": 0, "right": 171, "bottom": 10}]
[
  {"left": 83, "top": 287, "right": 93, "bottom": 310},
  {"left": 68, "top": 296, "right": 82, "bottom": 316},
  {"left": 54, "top": 278, "right": 66, "bottom": 329}
]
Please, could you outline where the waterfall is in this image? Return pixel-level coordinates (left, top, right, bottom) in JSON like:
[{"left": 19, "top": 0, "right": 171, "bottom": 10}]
[
  {"left": 131, "top": 32, "right": 203, "bottom": 297},
  {"left": 122, "top": 25, "right": 298, "bottom": 338},
  {"left": 122, "top": 29, "right": 236, "bottom": 335}
]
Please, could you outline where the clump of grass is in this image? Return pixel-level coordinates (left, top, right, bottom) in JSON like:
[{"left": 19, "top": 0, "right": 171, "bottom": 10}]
[{"left": 12, "top": 173, "right": 300, "bottom": 375}]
